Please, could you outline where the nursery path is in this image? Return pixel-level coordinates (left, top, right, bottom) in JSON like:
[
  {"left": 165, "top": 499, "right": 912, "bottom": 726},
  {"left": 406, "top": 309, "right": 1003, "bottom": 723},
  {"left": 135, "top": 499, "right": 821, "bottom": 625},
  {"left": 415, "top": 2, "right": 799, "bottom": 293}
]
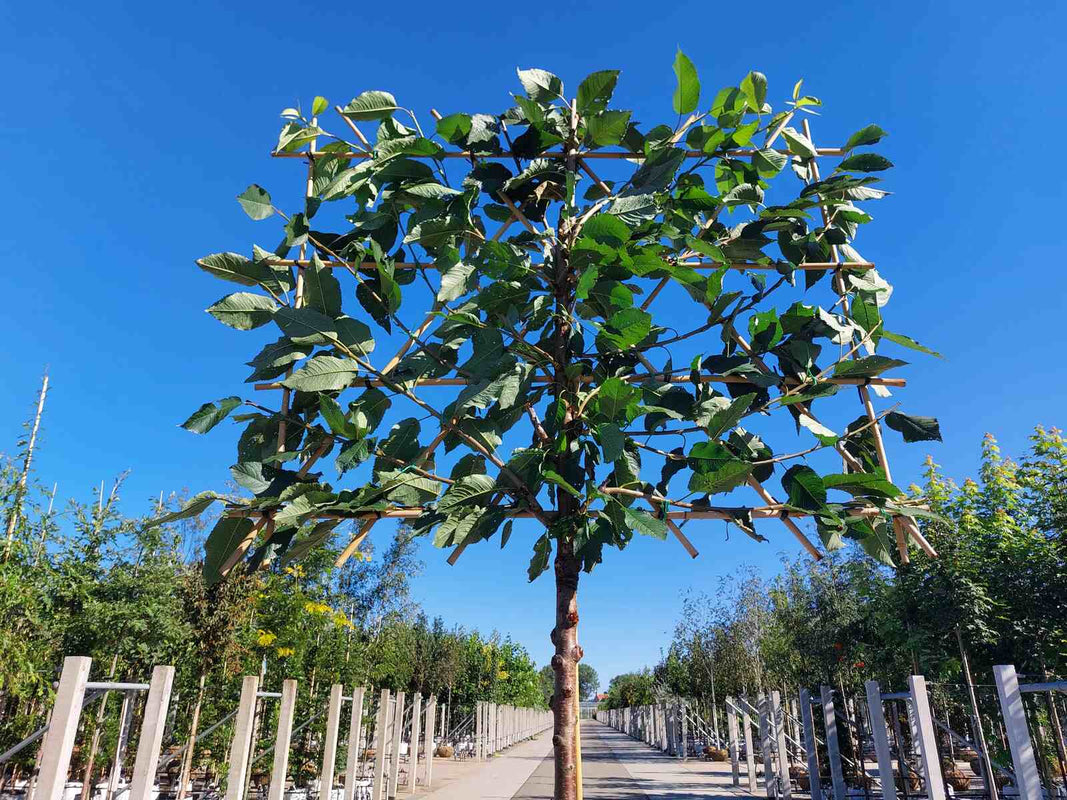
[{"left": 509, "top": 720, "right": 749, "bottom": 799}]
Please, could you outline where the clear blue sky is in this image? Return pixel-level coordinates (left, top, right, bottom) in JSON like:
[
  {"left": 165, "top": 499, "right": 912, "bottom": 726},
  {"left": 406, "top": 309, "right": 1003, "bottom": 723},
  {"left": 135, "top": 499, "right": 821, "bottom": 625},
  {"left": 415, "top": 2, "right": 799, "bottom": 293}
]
[{"left": 2, "top": 0, "right": 1065, "bottom": 690}]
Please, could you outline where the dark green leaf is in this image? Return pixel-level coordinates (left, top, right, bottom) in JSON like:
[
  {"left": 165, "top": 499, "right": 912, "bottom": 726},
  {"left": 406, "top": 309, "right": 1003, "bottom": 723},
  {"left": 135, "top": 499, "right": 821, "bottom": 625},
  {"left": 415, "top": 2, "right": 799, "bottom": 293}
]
[
  {"left": 236, "top": 185, "right": 274, "bottom": 220},
  {"left": 206, "top": 292, "right": 277, "bottom": 330},
  {"left": 282, "top": 355, "right": 359, "bottom": 392},
  {"left": 181, "top": 396, "right": 243, "bottom": 434},
  {"left": 577, "top": 70, "right": 619, "bottom": 115},
  {"left": 781, "top": 464, "right": 826, "bottom": 510},
  {"left": 885, "top": 412, "right": 942, "bottom": 443},
  {"left": 833, "top": 356, "right": 907, "bottom": 378},
  {"left": 342, "top": 90, "right": 399, "bottom": 121},
  {"left": 844, "top": 124, "right": 888, "bottom": 152},
  {"left": 204, "top": 517, "right": 256, "bottom": 585}
]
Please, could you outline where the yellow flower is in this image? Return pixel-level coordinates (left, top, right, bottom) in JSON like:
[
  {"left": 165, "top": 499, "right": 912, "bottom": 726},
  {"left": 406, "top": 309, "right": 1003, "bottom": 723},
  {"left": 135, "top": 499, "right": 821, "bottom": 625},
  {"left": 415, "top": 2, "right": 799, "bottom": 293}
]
[
  {"left": 304, "top": 601, "right": 332, "bottom": 615},
  {"left": 257, "top": 630, "right": 277, "bottom": 647},
  {"left": 276, "top": 647, "right": 295, "bottom": 658}
]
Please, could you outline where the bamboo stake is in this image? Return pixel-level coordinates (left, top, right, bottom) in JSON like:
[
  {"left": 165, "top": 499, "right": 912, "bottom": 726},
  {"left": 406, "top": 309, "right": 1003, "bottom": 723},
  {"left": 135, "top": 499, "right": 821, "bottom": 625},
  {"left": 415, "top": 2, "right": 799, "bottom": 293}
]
[
  {"left": 335, "top": 519, "right": 376, "bottom": 568},
  {"left": 746, "top": 477, "right": 823, "bottom": 560},
  {"left": 666, "top": 519, "right": 699, "bottom": 559},
  {"left": 577, "top": 158, "right": 612, "bottom": 196},
  {"left": 263, "top": 258, "right": 874, "bottom": 273},
  {"left": 333, "top": 105, "right": 371, "bottom": 150},
  {"left": 4, "top": 373, "right": 49, "bottom": 560},
  {"left": 271, "top": 146, "right": 850, "bottom": 161},
  {"left": 255, "top": 372, "right": 905, "bottom": 391},
  {"left": 380, "top": 303, "right": 441, "bottom": 376}
]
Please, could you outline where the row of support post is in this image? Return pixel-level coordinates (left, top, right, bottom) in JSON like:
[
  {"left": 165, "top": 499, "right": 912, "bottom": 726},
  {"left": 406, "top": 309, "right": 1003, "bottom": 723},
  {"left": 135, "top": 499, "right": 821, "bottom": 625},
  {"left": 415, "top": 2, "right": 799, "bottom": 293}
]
[
  {"left": 472, "top": 701, "right": 553, "bottom": 760},
  {"left": 32, "top": 656, "right": 546, "bottom": 800}
]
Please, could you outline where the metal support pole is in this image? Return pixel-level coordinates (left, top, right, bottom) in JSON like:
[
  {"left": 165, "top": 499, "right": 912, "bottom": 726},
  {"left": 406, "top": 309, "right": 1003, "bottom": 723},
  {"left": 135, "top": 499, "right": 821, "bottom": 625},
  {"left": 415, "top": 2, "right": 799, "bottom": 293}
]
[
  {"left": 129, "top": 666, "right": 175, "bottom": 800},
  {"left": 226, "top": 675, "right": 260, "bottom": 800},
  {"left": 821, "top": 686, "right": 846, "bottom": 800},
  {"left": 865, "top": 682, "right": 895, "bottom": 800},
  {"left": 993, "top": 665, "right": 1042, "bottom": 800},
  {"left": 267, "top": 680, "right": 298, "bottom": 800},
  {"left": 908, "top": 675, "right": 946, "bottom": 800},
  {"left": 37, "top": 657, "right": 92, "bottom": 800},
  {"left": 801, "top": 690, "right": 822, "bottom": 800}
]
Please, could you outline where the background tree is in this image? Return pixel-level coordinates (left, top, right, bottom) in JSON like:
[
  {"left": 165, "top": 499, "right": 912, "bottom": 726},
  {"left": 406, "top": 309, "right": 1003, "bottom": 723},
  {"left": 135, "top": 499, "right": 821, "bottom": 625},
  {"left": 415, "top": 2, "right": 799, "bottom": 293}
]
[
  {"left": 578, "top": 664, "right": 599, "bottom": 701},
  {"left": 174, "top": 51, "right": 938, "bottom": 798}
]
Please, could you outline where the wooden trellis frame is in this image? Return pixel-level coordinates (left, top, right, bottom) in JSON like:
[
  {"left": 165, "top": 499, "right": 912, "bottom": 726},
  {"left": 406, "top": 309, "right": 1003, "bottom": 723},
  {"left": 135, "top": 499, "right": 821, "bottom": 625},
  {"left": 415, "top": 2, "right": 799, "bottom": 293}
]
[{"left": 215, "top": 106, "right": 937, "bottom": 573}]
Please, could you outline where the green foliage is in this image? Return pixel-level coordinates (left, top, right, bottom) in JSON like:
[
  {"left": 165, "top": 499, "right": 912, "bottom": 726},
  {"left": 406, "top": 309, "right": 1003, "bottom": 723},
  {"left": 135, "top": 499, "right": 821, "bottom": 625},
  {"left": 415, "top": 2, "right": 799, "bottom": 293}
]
[{"left": 182, "top": 54, "right": 939, "bottom": 587}]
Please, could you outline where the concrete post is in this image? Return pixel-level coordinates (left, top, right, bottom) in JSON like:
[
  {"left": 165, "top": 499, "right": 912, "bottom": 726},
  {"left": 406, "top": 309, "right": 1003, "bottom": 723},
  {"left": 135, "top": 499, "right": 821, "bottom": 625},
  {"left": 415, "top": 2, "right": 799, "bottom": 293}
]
[
  {"left": 908, "top": 676, "right": 946, "bottom": 800},
  {"left": 758, "top": 695, "right": 775, "bottom": 798},
  {"left": 387, "top": 692, "right": 404, "bottom": 799},
  {"left": 407, "top": 693, "right": 421, "bottom": 793},
  {"left": 342, "top": 687, "right": 365, "bottom": 800},
  {"left": 865, "top": 681, "right": 895, "bottom": 800},
  {"left": 423, "top": 695, "right": 436, "bottom": 789},
  {"left": 225, "top": 675, "right": 260, "bottom": 800},
  {"left": 727, "top": 699, "right": 741, "bottom": 786},
  {"left": 475, "top": 702, "right": 483, "bottom": 760},
  {"left": 993, "top": 666, "right": 1042, "bottom": 800},
  {"left": 772, "top": 691, "right": 791, "bottom": 800},
  {"left": 743, "top": 701, "right": 758, "bottom": 794},
  {"left": 268, "top": 680, "right": 298, "bottom": 800},
  {"left": 820, "top": 686, "right": 845, "bottom": 800},
  {"left": 129, "top": 665, "right": 174, "bottom": 800},
  {"left": 36, "top": 656, "right": 92, "bottom": 800},
  {"left": 371, "top": 689, "right": 389, "bottom": 800},
  {"left": 320, "top": 684, "right": 344, "bottom": 800},
  {"left": 680, "top": 701, "right": 688, "bottom": 760},
  {"left": 800, "top": 690, "right": 822, "bottom": 800}
]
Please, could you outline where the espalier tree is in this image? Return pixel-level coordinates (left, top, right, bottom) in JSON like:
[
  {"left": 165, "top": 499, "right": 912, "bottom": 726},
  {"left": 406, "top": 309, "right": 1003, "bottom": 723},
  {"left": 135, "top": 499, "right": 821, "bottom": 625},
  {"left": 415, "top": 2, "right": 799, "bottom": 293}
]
[{"left": 171, "top": 52, "right": 942, "bottom": 798}]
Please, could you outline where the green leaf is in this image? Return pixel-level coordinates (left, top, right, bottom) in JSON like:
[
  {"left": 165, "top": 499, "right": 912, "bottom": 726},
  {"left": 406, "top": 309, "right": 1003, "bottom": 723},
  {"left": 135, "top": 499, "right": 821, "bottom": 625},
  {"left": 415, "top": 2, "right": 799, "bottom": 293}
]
[
  {"left": 688, "top": 459, "right": 753, "bottom": 495},
  {"left": 197, "top": 252, "right": 278, "bottom": 289},
  {"left": 312, "top": 95, "right": 328, "bottom": 116},
  {"left": 619, "top": 503, "right": 668, "bottom": 540},
  {"left": 335, "top": 316, "right": 375, "bottom": 356},
  {"left": 781, "top": 127, "right": 817, "bottom": 158},
  {"left": 833, "top": 356, "right": 908, "bottom": 378},
  {"left": 823, "top": 472, "right": 902, "bottom": 499},
  {"left": 273, "top": 306, "right": 337, "bottom": 344},
  {"left": 585, "top": 110, "right": 632, "bottom": 147},
  {"left": 740, "top": 71, "right": 767, "bottom": 110},
  {"left": 303, "top": 254, "right": 342, "bottom": 317},
  {"left": 543, "top": 469, "right": 581, "bottom": 498},
  {"left": 753, "top": 148, "right": 789, "bottom": 175},
  {"left": 438, "top": 261, "right": 477, "bottom": 302},
  {"left": 517, "top": 68, "right": 563, "bottom": 102},
  {"left": 594, "top": 378, "right": 639, "bottom": 422},
  {"left": 230, "top": 461, "right": 272, "bottom": 494},
  {"left": 850, "top": 296, "right": 881, "bottom": 341},
  {"left": 153, "top": 491, "right": 221, "bottom": 525},
  {"left": 596, "top": 423, "right": 625, "bottom": 463},
  {"left": 672, "top": 49, "right": 700, "bottom": 115},
  {"left": 500, "top": 519, "right": 514, "bottom": 549},
  {"left": 844, "top": 124, "right": 888, "bottom": 152},
  {"left": 204, "top": 516, "right": 256, "bottom": 586},
  {"left": 600, "top": 308, "right": 651, "bottom": 350},
  {"left": 528, "top": 534, "right": 552, "bottom": 581},
  {"left": 881, "top": 330, "right": 943, "bottom": 358},
  {"left": 319, "top": 396, "right": 356, "bottom": 439},
  {"left": 885, "top": 412, "right": 942, "bottom": 443},
  {"left": 342, "top": 90, "right": 399, "bottom": 121},
  {"left": 236, "top": 185, "right": 274, "bottom": 220},
  {"left": 206, "top": 292, "right": 277, "bottom": 330},
  {"left": 438, "top": 474, "right": 496, "bottom": 512},
  {"left": 577, "top": 70, "right": 619, "bottom": 115},
  {"left": 181, "top": 396, "right": 243, "bottom": 434},
  {"left": 436, "top": 113, "right": 472, "bottom": 144},
  {"left": 781, "top": 464, "right": 826, "bottom": 510},
  {"left": 282, "top": 355, "right": 359, "bottom": 392},
  {"left": 837, "top": 153, "right": 894, "bottom": 172},
  {"left": 701, "top": 393, "right": 756, "bottom": 439}
]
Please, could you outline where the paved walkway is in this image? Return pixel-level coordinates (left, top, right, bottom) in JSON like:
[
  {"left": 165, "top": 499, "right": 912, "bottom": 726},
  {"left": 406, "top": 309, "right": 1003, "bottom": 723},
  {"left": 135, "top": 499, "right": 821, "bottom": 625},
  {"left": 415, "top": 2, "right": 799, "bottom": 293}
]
[
  {"left": 511, "top": 720, "right": 751, "bottom": 799},
  {"left": 421, "top": 730, "right": 553, "bottom": 799}
]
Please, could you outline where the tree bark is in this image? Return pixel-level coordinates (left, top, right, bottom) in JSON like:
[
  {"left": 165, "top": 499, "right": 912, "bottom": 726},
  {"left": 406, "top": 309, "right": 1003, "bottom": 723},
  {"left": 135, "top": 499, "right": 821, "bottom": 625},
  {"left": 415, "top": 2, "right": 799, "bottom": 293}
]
[{"left": 551, "top": 540, "right": 581, "bottom": 800}]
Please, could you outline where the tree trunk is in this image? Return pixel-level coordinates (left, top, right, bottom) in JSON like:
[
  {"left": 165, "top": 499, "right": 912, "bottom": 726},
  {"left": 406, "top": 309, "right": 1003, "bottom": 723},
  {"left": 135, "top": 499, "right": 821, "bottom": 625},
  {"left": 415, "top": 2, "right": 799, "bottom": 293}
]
[
  {"left": 176, "top": 673, "right": 207, "bottom": 800},
  {"left": 551, "top": 540, "right": 581, "bottom": 800}
]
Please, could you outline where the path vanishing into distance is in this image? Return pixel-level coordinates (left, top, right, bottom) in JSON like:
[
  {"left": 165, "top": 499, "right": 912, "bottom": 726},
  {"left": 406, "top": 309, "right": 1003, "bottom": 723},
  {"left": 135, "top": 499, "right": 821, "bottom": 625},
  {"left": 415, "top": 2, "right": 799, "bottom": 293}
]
[{"left": 421, "top": 720, "right": 748, "bottom": 799}]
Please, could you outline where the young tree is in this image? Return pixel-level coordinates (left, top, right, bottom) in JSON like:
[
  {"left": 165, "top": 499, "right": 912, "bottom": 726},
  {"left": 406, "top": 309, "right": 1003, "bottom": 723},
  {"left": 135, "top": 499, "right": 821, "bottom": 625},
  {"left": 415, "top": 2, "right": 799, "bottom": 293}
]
[{"left": 175, "top": 52, "right": 939, "bottom": 798}]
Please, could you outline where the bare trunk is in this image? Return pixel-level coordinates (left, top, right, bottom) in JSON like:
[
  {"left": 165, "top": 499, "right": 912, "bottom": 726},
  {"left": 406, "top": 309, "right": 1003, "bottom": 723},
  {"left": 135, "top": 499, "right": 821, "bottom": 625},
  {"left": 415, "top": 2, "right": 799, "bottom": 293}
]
[
  {"left": 551, "top": 540, "right": 581, "bottom": 800},
  {"left": 176, "top": 673, "right": 207, "bottom": 800},
  {"left": 4, "top": 373, "right": 49, "bottom": 560}
]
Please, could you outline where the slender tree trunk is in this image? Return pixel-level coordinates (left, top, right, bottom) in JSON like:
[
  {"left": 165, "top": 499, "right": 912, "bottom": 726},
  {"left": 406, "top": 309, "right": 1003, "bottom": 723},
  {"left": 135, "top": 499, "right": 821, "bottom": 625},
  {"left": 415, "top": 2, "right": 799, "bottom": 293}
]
[
  {"left": 4, "top": 373, "right": 49, "bottom": 561},
  {"left": 176, "top": 673, "right": 207, "bottom": 800},
  {"left": 551, "top": 541, "right": 581, "bottom": 800}
]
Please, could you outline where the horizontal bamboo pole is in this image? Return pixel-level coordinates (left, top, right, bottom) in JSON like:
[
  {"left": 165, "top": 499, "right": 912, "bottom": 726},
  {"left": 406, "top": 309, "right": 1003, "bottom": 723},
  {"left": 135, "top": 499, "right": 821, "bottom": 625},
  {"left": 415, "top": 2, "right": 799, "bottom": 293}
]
[
  {"left": 272, "top": 146, "right": 848, "bottom": 161},
  {"left": 255, "top": 372, "right": 906, "bottom": 391},
  {"left": 266, "top": 258, "right": 875, "bottom": 273}
]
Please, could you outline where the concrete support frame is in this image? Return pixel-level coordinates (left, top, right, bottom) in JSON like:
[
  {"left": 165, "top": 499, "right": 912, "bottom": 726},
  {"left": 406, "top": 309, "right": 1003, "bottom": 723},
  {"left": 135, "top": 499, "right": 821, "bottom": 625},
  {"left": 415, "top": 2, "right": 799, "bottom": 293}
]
[
  {"left": 226, "top": 675, "right": 261, "bottom": 800},
  {"left": 129, "top": 665, "right": 174, "bottom": 800},
  {"left": 680, "top": 701, "right": 688, "bottom": 761},
  {"left": 820, "top": 686, "right": 846, "bottom": 800},
  {"left": 268, "top": 680, "right": 298, "bottom": 800},
  {"left": 387, "top": 691, "right": 404, "bottom": 799},
  {"left": 371, "top": 689, "right": 389, "bottom": 800},
  {"left": 993, "top": 665, "right": 1042, "bottom": 800},
  {"left": 343, "top": 687, "right": 365, "bottom": 800},
  {"left": 727, "top": 699, "right": 741, "bottom": 787},
  {"left": 475, "top": 701, "right": 484, "bottom": 761},
  {"left": 423, "top": 695, "right": 436, "bottom": 789},
  {"left": 320, "top": 683, "right": 344, "bottom": 800},
  {"left": 758, "top": 695, "right": 775, "bottom": 799},
  {"left": 743, "top": 702, "right": 758, "bottom": 794},
  {"left": 407, "top": 693, "right": 422, "bottom": 792},
  {"left": 772, "top": 691, "right": 792, "bottom": 800},
  {"left": 37, "top": 656, "right": 92, "bottom": 800},
  {"left": 908, "top": 675, "right": 946, "bottom": 800},
  {"left": 864, "top": 681, "right": 895, "bottom": 800},
  {"left": 800, "top": 690, "right": 822, "bottom": 800}
]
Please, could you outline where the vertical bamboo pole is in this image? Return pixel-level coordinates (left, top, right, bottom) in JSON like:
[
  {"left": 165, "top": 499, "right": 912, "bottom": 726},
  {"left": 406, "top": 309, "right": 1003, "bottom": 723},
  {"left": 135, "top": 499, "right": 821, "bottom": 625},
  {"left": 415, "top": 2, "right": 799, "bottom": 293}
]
[{"left": 4, "top": 373, "right": 49, "bottom": 560}]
